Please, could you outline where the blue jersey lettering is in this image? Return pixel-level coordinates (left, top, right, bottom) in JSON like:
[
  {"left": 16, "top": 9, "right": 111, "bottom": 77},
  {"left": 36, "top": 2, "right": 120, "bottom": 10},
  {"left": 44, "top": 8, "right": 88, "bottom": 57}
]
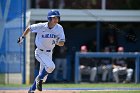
[{"left": 42, "top": 34, "right": 56, "bottom": 38}]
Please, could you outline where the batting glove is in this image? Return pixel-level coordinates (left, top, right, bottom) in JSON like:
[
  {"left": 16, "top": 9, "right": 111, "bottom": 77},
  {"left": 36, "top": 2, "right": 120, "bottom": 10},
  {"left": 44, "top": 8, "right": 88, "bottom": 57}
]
[{"left": 17, "top": 36, "right": 24, "bottom": 44}]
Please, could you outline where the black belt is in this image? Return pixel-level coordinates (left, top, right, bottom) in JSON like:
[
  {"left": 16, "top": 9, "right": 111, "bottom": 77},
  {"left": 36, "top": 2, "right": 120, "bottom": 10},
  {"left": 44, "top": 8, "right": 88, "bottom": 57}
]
[{"left": 40, "top": 49, "right": 51, "bottom": 52}]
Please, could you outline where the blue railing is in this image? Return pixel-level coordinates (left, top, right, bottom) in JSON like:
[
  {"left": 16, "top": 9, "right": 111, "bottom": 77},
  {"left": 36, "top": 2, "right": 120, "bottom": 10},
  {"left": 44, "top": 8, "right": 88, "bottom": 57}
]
[{"left": 75, "top": 52, "right": 140, "bottom": 83}]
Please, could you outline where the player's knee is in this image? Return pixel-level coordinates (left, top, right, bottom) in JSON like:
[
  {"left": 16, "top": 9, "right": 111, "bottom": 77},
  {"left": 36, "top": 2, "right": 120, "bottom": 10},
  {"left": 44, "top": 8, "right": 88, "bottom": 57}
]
[
  {"left": 128, "top": 69, "right": 133, "bottom": 73},
  {"left": 113, "top": 68, "right": 118, "bottom": 73},
  {"left": 91, "top": 67, "right": 97, "bottom": 71},
  {"left": 46, "top": 65, "right": 55, "bottom": 73}
]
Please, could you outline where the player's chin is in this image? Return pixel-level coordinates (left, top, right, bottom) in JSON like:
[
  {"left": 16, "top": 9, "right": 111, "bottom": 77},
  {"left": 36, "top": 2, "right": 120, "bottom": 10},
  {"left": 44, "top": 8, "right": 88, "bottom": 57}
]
[
  {"left": 54, "top": 22, "right": 58, "bottom": 25},
  {"left": 54, "top": 21, "right": 59, "bottom": 24}
]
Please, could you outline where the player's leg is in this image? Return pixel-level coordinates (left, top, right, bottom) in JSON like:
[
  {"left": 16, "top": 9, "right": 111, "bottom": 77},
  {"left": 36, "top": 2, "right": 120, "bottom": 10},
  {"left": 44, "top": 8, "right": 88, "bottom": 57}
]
[
  {"left": 35, "top": 53, "right": 55, "bottom": 91},
  {"left": 28, "top": 68, "right": 45, "bottom": 92},
  {"left": 38, "top": 53, "right": 55, "bottom": 74},
  {"left": 28, "top": 53, "right": 49, "bottom": 92},
  {"left": 29, "top": 49, "right": 55, "bottom": 92},
  {"left": 102, "top": 66, "right": 108, "bottom": 82},
  {"left": 35, "top": 54, "right": 48, "bottom": 91},
  {"left": 35, "top": 63, "right": 46, "bottom": 91},
  {"left": 38, "top": 63, "right": 48, "bottom": 80},
  {"left": 90, "top": 67, "right": 97, "bottom": 82},
  {"left": 106, "top": 65, "right": 113, "bottom": 81},
  {"left": 125, "top": 68, "right": 133, "bottom": 83},
  {"left": 113, "top": 68, "right": 119, "bottom": 83},
  {"left": 28, "top": 55, "right": 45, "bottom": 92},
  {"left": 28, "top": 81, "right": 36, "bottom": 93}
]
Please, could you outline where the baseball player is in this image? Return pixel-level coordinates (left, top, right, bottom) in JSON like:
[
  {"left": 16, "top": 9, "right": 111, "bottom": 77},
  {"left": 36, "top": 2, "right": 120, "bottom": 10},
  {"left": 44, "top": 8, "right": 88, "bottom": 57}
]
[
  {"left": 113, "top": 47, "right": 133, "bottom": 83},
  {"left": 17, "top": 10, "right": 65, "bottom": 93}
]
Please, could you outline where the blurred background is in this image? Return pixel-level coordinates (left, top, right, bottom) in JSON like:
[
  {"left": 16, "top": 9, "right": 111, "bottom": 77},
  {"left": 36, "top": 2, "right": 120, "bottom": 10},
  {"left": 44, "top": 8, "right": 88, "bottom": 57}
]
[{"left": 0, "top": 0, "right": 140, "bottom": 85}]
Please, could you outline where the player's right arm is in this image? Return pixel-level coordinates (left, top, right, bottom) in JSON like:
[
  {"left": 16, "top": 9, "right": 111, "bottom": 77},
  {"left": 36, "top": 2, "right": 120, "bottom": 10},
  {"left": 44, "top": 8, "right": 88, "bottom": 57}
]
[
  {"left": 17, "top": 23, "right": 44, "bottom": 44},
  {"left": 21, "top": 27, "right": 30, "bottom": 37},
  {"left": 17, "top": 27, "right": 30, "bottom": 44}
]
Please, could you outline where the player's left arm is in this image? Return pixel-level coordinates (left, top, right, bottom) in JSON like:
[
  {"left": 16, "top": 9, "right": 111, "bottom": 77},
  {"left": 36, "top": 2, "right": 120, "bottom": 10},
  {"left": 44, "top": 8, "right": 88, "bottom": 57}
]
[
  {"left": 55, "top": 36, "right": 65, "bottom": 46},
  {"left": 56, "top": 41, "right": 65, "bottom": 46},
  {"left": 56, "top": 26, "right": 65, "bottom": 46}
]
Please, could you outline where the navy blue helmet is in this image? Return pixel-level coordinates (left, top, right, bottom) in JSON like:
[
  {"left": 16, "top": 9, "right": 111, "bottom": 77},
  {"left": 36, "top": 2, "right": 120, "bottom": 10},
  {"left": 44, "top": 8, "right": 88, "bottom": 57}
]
[{"left": 47, "top": 10, "right": 60, "bottom": 22}]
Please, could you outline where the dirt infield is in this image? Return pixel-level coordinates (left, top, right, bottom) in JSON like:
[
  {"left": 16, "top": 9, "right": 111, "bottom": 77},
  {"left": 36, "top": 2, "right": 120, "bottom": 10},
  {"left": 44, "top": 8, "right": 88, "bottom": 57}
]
[{"left": 0, "top": 90, "right": 80, "bottom": 93}]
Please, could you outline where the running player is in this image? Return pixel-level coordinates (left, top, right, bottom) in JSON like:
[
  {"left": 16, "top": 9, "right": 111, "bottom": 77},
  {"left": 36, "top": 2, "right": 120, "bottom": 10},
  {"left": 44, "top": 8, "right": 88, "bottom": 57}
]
[{"left": 17, "top": 10, "right": 65, "bottom": 93}]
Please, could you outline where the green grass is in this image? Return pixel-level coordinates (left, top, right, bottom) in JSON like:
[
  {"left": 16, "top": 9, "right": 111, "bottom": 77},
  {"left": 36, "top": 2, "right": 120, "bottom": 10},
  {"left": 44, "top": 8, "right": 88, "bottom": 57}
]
[
  {"left": 0, "top": 83, "right": 140, "bottom": 88},
  {"left": 80, "top": 91, "right": 140, "bottom": 93},
  {"left": 43, "top": 83, "right": 140, "bottom": 88},
  {"left": 0, "top": 83, "right": 140, "bottom": 93},
  {"left": 0, "top": 74, "right": 6, "bottom": 84}
]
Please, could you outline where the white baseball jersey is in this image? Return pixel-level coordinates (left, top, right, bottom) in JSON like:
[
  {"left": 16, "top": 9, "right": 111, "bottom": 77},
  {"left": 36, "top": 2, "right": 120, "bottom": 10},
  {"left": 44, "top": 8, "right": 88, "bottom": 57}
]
[
  {"left": 29, "top": 22, "right": 65, "bottom": 74},
  {"left": 29, "top": 22, "right": 65, "bottom": 51}
]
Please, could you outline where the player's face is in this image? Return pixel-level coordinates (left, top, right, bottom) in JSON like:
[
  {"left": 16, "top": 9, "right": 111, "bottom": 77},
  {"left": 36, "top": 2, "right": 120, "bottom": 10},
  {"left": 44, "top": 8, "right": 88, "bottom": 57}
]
[{"left": 51, "top": 17, "right": 59, "bottom": 24}]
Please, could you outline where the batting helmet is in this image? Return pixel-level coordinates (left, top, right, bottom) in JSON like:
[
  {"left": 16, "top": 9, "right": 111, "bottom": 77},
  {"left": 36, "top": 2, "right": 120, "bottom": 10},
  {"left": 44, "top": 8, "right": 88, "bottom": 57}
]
[{"left": 47, "top": 10, "right": 60, "bottom": 22}]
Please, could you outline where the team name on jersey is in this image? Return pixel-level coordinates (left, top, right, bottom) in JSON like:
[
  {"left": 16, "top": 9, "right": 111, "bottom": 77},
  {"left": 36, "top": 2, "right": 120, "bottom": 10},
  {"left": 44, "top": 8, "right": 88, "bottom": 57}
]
[{"left": 42, "top": 34, "right": 56, "bottom": 38}]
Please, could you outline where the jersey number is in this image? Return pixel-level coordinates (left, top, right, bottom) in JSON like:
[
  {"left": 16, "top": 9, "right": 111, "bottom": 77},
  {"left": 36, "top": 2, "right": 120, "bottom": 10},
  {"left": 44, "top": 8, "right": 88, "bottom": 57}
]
[{"left": 52, "top": 40, "right": 55, "bottom": 45}]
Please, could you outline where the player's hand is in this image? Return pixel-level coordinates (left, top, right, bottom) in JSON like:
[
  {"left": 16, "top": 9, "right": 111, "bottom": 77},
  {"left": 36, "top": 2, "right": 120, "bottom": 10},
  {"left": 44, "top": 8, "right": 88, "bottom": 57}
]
[{"left": 17, "top": 36, "right": 24, "bottom": 44}]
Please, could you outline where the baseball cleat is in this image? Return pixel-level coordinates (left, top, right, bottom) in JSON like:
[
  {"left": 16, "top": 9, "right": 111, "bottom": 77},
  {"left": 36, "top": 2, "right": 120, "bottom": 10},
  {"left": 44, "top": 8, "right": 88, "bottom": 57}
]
[
  {"left": 36, "top": 76, "right": 43, "bottom": 91},
  {"left": 28, "top": 90, "right": 34, "bottom": 93},
  {"left": 28, "top": 87, "right": 35, "bottom": 93}
]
